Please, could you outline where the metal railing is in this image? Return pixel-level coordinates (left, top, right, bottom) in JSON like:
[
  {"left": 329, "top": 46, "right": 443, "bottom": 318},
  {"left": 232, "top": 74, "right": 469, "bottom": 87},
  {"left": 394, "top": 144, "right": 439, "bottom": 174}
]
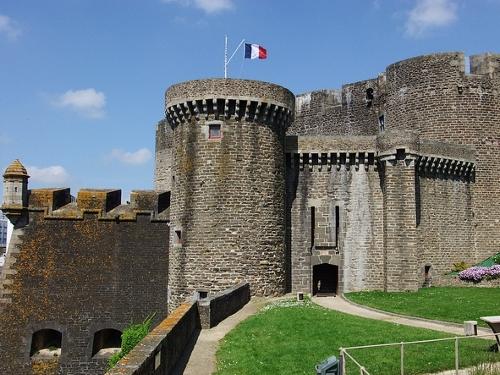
[{"left": 339, "top": 332, "right": 500, "bottom": 375}]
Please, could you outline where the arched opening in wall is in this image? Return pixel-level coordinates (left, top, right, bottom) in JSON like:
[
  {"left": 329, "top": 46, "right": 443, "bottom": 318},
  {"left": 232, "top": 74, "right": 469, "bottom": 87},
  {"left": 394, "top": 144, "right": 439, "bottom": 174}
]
[
  {"left": 92, "top": 329, "right": 122, "bottom": 357},
  {"left": 30, "top": 329, "right": 62, "bottom": 359},
  {"left": 313, "top": 264, "right": 339, "bottom": 296}
]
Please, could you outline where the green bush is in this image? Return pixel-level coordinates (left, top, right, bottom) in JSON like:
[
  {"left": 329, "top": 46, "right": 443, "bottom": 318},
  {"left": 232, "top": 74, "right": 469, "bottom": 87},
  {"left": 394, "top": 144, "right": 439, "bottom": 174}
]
[
  {"left": 451, "top": 261, "right": 470, "bottom": 272},
  {"left": 492, "top": 253, "right": 500, "bottom": 265},
  {"left": 108, "top": 314, "right": 155, "bottom": 370}
]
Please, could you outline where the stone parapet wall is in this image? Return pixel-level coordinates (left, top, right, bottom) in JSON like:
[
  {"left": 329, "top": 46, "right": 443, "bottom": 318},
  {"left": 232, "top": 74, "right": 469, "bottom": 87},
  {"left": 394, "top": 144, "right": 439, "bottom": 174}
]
[
  {"left": 19, "top": 188, "right": 170, "bottom": 222},
  {"left": 286, "top": 135, "right": 377, "bottom": 154},
  {"left": 165, "top": 78, "right": 295, "bottom": 110},
  {"left": 289, "top": 76, "right": 384, "bottom": 137},
  {"left": 198, "top": 282, "right": 250, "bottom": 328},
  {"left": 106, "top": 302, "right": 199, "bottom": 375}
]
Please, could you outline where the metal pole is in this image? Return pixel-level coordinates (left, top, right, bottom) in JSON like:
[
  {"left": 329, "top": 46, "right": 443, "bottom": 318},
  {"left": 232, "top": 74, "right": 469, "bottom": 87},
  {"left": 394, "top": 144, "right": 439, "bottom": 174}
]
[
  {"left": 400, "top": 342, "right": 404, "bottom": 375},
  {"left": 340, "top": 348, "right": 346, "bottom": 375},
  {"left": 224, "top": 35, "right": 228, "bottom": 79},
  {"left": 455, "top": 337, "right": 459, "bottom": 375},
  {"left": 360, "top": 367, "right": 365, "bottom": 375}
]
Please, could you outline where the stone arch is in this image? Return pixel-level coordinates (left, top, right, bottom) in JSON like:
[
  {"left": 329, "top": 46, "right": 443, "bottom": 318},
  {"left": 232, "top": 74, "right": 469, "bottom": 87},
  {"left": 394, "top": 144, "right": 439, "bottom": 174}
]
[
  {"left": 91, "top": 328, "right": 122, "bottom": 357},
  {"left": 30, "top": 329, "right": 62, "bottom": 358}
]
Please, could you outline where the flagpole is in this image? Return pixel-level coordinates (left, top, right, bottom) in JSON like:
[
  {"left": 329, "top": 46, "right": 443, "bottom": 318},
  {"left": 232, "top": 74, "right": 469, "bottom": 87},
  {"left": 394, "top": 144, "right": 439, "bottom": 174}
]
[
  {"left": 224, "top": 37, "right": 245, "bottom": 79},
  {"left": 224, "top": 35, "right": 228, "bottom": 79}
]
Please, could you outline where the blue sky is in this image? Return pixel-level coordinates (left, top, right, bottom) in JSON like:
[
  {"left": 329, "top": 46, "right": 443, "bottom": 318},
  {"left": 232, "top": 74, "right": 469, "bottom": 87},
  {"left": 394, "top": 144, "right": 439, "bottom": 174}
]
[{"left": 0, "top": 0, "right": 499, "bottom": 203}]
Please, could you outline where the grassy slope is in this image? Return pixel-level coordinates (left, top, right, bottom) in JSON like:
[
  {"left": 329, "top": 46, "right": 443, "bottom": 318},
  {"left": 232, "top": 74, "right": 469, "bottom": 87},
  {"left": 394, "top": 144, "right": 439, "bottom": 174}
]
[
  {"left": 346, "top": 287, "right": 500, "bottom": 327},
  {"left": 215, "top": 301, "right": 498, "bottom": 375}
]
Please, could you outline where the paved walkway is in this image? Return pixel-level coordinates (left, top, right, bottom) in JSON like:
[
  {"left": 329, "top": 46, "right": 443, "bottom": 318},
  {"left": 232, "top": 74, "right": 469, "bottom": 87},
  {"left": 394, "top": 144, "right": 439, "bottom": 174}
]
[
  {"left": 314, "top": 296, "right": 498, "bottom": 375},
  {"left": 183, "top": 297, "right": 269, "bottom": 375},
  {"left": 313, "top": 296, "right": 491, "bottom": 336}
]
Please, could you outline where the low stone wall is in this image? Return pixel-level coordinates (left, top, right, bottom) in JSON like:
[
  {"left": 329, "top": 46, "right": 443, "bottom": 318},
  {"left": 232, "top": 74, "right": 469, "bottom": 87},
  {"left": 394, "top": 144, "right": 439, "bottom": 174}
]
[
  {"left": 106, "top": 283, "right": 250, "bottom": 374},
  {"left": 106, "top": 302, "right": 200, "bottom": 375},
  {"left": 433, "top": 275, "right": 500, "bottom": 288},
  {"left": 198, "top": 282, "right": 251, "bottom": 329}
]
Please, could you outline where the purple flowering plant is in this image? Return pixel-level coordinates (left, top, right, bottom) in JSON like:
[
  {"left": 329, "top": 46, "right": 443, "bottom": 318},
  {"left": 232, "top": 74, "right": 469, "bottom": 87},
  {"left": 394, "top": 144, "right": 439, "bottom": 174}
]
[{"left": 459, "top": 265, "right": 500, "bottom": 282}]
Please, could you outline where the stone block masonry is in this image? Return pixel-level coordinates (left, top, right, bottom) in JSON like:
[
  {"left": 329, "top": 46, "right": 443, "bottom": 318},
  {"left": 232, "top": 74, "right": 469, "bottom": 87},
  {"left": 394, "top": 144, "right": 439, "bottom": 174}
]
[
  {"left": 0, "top": 188, "right": 169, "bottom": 375},
  {"left": 165, "top": 79, "right": 294, "bottom": 311}
]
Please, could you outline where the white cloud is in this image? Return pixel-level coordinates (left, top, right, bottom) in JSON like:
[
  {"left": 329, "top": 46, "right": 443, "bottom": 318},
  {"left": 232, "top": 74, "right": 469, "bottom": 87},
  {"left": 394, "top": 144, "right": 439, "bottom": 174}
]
[
  {"left": 27, "top": 165, "right": 70, "bottom": 186},
  {"left": 0, "top": 14, "right": 22, "bottom": 41},
  {"left": 405, "top": 0, "right": 458, "bottom": 37},
  {"left": 53, "top": 88, "right": 106, "bottom": 119},
  {"left": 109, "top": 148, "right": 152, "bottom": 165},
  {"left": 162, "top": 0, "right": 234, "bottom": 14}
]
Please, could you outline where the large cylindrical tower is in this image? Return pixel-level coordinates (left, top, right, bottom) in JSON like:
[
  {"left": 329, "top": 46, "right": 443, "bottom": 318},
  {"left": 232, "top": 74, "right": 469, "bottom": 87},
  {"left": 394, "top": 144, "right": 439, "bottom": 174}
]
[
  {"left": 384, "top": 52, "right": 500, "bottom": 261},
  {"left": 165, "top": 79, "right": 295, "bottom": 309}
]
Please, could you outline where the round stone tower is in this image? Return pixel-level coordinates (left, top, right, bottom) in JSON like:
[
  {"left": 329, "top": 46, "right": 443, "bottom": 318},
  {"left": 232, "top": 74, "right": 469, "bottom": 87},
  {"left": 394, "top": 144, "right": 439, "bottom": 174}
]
[
  {"left": 165, "top": 79, "right": 295, "bottom": 309},
  {"left": 384, "top": 52, "right": 500, "bottom": 259}
]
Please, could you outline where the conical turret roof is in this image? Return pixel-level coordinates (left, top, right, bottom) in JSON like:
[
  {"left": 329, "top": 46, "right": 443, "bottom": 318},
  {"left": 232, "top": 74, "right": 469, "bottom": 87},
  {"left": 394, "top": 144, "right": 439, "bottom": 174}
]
[{"left": 3, "top": 159, "right": 29, "bottom": 178}]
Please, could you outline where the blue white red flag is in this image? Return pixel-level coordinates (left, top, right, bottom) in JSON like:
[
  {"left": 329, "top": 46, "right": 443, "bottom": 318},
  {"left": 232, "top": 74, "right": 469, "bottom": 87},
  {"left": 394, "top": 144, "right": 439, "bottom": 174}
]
[{"left": 244, "top": 43, "right": 267, "bottom": 59}]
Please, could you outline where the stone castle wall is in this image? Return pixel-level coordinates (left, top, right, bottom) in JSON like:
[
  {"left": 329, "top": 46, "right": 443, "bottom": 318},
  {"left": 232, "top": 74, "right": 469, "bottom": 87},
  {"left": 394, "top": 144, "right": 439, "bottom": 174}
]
[
  {"left": 0, "top": 189, "right": 169, "bottom": 375},
  {"left": 154, "top": 119, "right": 173, "bottom": 191},
  {"left": 165, "top": 79, "right": 294, "bottom": 310},
  {"left": 285, "top": 136, "right": 384, "bottom": 293},
  {"left": 384, "top": 52, "right": 500, "bottom": 261},
  {"left": 416, "top": 172, "right": 474, "bottom": 282},
  {"left": 284, "top": 52, "right": 495, "bottom": 293},
  {"left": 289, "top": 77, "right": 384, "bottom": 137}
]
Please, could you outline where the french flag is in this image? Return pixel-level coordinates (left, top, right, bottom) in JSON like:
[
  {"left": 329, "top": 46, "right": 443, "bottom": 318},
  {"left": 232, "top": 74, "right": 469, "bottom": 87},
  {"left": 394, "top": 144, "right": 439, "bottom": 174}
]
[{"left": 244, "top": 43, "right": 267, "bottom": 60}]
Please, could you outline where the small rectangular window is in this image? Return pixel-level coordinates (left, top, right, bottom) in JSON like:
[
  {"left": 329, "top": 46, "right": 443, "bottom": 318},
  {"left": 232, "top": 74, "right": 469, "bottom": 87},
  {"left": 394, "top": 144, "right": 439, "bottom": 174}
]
[
  {"left": 208, "top": 124, "right": 222, "bottom": 140},
  {"left": 335, "top": 206, "right": 340, "bottom": 248},
  {"left": 175, "top": 230, "right": 182, "bottom": 245},
  {"left": 310, "top": 206, "right": 315, "bottom": 249}
]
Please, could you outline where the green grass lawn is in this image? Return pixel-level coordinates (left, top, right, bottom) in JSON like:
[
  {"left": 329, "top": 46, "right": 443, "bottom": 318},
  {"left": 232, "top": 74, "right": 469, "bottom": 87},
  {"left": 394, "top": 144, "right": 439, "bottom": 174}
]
[
  {"left": 345, "top": 287, "right": 500, "bottom": 327},
  {"left": 215, "top": 299, "right": 498, "bottom": 375}
]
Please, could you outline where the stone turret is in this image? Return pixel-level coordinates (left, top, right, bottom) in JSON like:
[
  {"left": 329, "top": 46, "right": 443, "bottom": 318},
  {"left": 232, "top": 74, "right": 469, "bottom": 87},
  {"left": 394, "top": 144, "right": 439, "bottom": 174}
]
[
  {"left": 2, "top": 160, "right": 29, "bottom": 223},
  {"left": 164, "top": 78, "right": 295, "bottom": 310}
]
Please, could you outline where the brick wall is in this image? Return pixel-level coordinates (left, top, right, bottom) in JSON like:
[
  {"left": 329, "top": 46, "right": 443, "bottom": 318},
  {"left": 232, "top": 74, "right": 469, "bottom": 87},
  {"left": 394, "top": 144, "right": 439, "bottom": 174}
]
[{"left": 0, "top": 195, "right": 169, "bottom": 375}]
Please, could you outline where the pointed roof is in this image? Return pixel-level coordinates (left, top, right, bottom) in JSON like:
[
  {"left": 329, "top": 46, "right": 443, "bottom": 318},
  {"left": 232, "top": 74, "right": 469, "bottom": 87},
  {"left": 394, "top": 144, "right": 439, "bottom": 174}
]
[{"left": 3, "top": 159, "right": 29, "bottom": 178}]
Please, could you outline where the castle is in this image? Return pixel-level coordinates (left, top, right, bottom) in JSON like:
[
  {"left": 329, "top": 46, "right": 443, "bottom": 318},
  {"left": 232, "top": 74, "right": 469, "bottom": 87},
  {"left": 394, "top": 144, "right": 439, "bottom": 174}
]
[{"left": 0, "top": 51, "right": 499, "bottom": 374}]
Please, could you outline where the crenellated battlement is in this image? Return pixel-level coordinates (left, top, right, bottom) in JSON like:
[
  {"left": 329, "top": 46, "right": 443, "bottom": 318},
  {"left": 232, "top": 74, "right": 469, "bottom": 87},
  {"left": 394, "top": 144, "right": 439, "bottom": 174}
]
[
  {"left": 285, "top": 131, "right": 475, "bottom": 178},
  {"left": 2, "top": 186, "right": 170, "bottom": 222},
  {"left": 294, "top": 75, "right": 386, "bottom": 117},
  {"left": 165, "top": 78, "right": 295, "bottom": 128},
  {"left": 166, "top": 96, "right": 293, "bottom": 127},
  {"left": 291, "top": 52, "right": 499, "bottom": 138}
]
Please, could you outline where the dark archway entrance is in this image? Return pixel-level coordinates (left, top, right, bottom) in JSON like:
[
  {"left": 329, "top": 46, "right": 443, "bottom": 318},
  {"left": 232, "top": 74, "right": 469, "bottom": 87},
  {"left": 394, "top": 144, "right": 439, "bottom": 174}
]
[{"left": 313, "top": 264, "right": 338, "bottom": 296}]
